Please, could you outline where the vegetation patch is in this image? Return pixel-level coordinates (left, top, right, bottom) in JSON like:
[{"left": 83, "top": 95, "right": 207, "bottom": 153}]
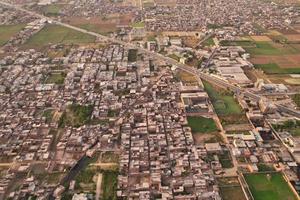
[
  {"left": 244, "top": 173, "right": 297, "bottom": 200},
  {"left": 187, "top": 116, "right": 218, "bottom": 133},
  {"left": 59, "top": 104, "right": 93, "bottom": 128},
  {"left": 102, "top": 171, "right": 118, "bottom": 200},
  {"left": 44, "top": 72, "right": 66, "bottom": 84},
  {"left": 132, "top": 21, "right": 145, "bottom": 28},
  {"left": 0, "top": 24, "right": 25, "bottom": 46},
  {"left": 244, "top": 41, "right": 299, "bottom": 55},
  {"left": 292, "top": 94, "right": 300, "bottom": 108},
  {"left": 220, "top": 40, "right": 255, "bottom": 47},
  {"left": 272, "top": 119, "right": 300, "bottom": 136},
  {"left": 24, "top": 24, "right": 95, "bottom": 49},
  {"left": 42, "top": 109, "right": 54, "bottom": 123},
  {"left": 128, "top": 49, "right": 138, "bottom": 62},
  {"left": 41, "top": 4, "right": 63, "bottom": 16},
  {"left": 254, "top": 63, "right": 300, "bottom": 74},
  {"left": 202, "top": 37, "right": 215, "bottom": 46}
]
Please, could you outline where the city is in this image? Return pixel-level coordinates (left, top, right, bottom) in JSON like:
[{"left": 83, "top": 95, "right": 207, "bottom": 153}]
[{"left": 0, "top": 0, "right": 300, "bottom": 200}]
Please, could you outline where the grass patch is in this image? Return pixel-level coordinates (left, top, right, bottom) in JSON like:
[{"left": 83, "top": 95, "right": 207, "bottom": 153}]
[
  {"left": 257, "top": 163, "right": 275, "bottom": 172},
  {"left": 203, "top": 81, "right": 248, "bottom": 125},
  {"left": 202, "top": 37, "right": 215, "bottom": 46},
  {"left": 203, "top": 81, "right": 243, "bottom": 115},
  {"left": 254, "top": 63, "right": 300, "bottom": 74},
  {"left": 101, "top": 152, "right": 119, "bottom": 163},
  {"left": 219, "top": 151, "right": 233, "bottom": 168},
  {"left": 292, "top": 94, "right": 300, "bottom": 108},
  {"left": 220, "top": 40, "right": 255, "bottom": 47},
  {"left": 168, "top": 54, "right": 180, "bottom": 62},
  {"left": 59, "top": 104, "right": 93, "bottom": 128},
  {"left": 44, "top": 72, "right": 66, "bottom": 84},
  {"left": 132, "top": 21, "right": 145, "bottom": 28},
  {"left": 245, "top": 41, "right": 299, "bottom": 55},
  {"left": 244, "top": 173, "right": 297, "bottom": 200},
  {"left": 24, "top": 24, "right": 95, "bottom": 49},
  {"left": 0, "top": 24, "right": 25, "bottom": 46},
  {"left": 187, "top": 116, "right": 218, "bottom": 133},
  {"left": 128, "top": 49, "right": 138, "bottom": 62},
  {"left": 42, "top": 109, "right": 54, "bottom": 123},
  {"left": 42, "top": 4, "right": 62, "bottom": 16},
  {"left": 102, "top": 171, "right": 118, "bottom": 200},
  {"left": 272, "top": 119, "right": 300, "bottom": 136}
]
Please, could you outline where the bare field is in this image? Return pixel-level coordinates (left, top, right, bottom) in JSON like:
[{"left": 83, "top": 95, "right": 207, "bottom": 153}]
[
  {"left": 251, "top": 55, "right": 300, "bottom": 68},
  {"left": 251, "top": 35, "right": 272, "bottom": 42},
  {"left": 64, "top": 14, "right": 133, "bottom": 34},
  {"left": 155, "top": 0, "right": 177, "bottom": 6},
  {"left": 285, "top": 34, "right": 300, "bottom": 42}
]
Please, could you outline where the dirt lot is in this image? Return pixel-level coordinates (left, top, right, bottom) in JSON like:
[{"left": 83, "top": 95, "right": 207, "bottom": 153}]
[
  {"left": 64, "top": 14, "right": 133, "bottom": 34},
  {"left": 250, "top": 55, "right": 300, "bottom": 68},
  {"left": 251, "top": 35, "right": 272, "bottom": 42},
  {"left": 285, "top": 34, "right": 300, "bottom": 42}
]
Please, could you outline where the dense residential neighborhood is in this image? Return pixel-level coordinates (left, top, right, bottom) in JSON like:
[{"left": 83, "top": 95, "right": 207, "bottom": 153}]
[{"left": 0, "top": 0, "right": 300, "bottom": 200}]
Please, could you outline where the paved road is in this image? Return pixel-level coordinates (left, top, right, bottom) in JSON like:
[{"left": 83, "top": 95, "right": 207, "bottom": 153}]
[{"left": 1, "top": 0, "right": 300, "bottom": 118}]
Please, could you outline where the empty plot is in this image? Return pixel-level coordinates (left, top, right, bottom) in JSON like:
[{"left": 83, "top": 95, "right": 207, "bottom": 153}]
[{"left": 251, "top": 36, "right": 272, "bottom": 42}]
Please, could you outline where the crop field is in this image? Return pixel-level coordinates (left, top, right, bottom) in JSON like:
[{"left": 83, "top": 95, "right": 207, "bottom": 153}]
[
  {"left": 0, "top": 24, "right": 25, "bottom": 46},
  {"left": 254, "top": 63, "right": 300, "bottom": 74},
  {"left": 244, "top": 41, "right": 300, "bottom": 55},
  {"left": 24, "top": 24, "right": 96, "bottom": 49},
  {"left": 65, "top": 14, "right": 132, "bottom": 35},
  {"left": 244, "top": 173, "right": 297, "bottom": 200}
]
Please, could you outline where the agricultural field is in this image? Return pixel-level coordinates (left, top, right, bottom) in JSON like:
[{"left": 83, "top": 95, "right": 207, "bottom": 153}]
[
  {"left": 65, "top": 14, "right": 132, "bottom": 35},
  {"left": 0, "top": 24, "right": 25, "bottom": 46},
  {"left": 187, "top": 116, "right": 218, "bottom": 133},
  {"left": 23, "top": 24, "right": 96, "bottom": 50},
  {"left": 217, "top": 177, "right": 247, "bottom": 200},
  {"left": 254, "top": 63, "right": 300, "bottom": 74},
  {"left": 244, "top": 173, "right": 297, "bottom": 200}
]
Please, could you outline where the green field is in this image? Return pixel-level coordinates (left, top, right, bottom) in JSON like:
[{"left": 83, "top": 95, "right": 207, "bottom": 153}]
[
  {"left": 187, "top": 116, "right": 218, "bottom": 133},
  {"left": 58, "top": 104, "right": 93, "bottom": 128},
  {"left": 42, "top": 4, "right": 63, "bottom": 16},
  {"left": 220, "top": 40, "right": 255, "bottom": 47},
  {"left": 102, "top": 171, "right": 118, "bottom": 200},
  {"left": 245, "top": 41, "right": 299, "bottom": 55},
  {"left": 203, "top": 81, "right": 243, "bottom": 115},
  {"left": 132, "top": 21, "right": 145, "bottom": 28},
  {"left": 254, "top": 63, "right": 300, "bottom": 74},
  {"left": 203, "top": 37, "right": 215, "bottom": 47},
  {"left": 272, "top": 119, "right": 300, "bottom": 137},
  {"left": 292, "top": 94, "right": 300, "bottom": 108},
  {"left": 24, "top": 24, "right": 95, "bottom": 49},
  {"left": 244, "top": 173, "right": 297, "bottom": 200},
  {"left": 0, "top": 24, "right": 25, "bottom": 46},
  {"left": 44, "top": 72, "right": 66, "bottom": 84}
]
